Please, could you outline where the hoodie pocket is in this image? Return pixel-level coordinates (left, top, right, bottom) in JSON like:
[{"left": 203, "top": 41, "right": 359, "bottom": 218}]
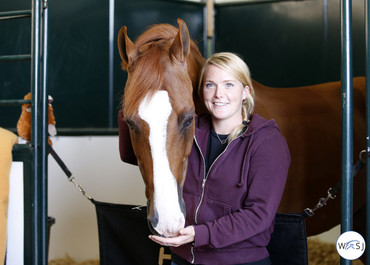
[{"left": 195, "top": 197, "right": 232, "bottom": 224}]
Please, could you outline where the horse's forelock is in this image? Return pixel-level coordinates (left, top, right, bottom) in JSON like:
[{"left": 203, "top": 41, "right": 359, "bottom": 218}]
[
  {"left": 135, "top": 24, "right": 177, "bottom": 48},
  {"left": 123, "top": 45, "right": 165, "bottom": 118}
]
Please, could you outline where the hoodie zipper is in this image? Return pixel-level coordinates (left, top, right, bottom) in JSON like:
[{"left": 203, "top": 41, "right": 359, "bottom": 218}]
[
  {"left": 190, "top": 135, "right": 240, "bottom": 263},
  {"left": 193, "top": 134, "right": 243, "bottom": 223}
]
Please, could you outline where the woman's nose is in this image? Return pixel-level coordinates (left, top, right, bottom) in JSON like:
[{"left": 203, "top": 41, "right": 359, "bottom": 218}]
[{"left": 215, "top": 87, "right": 224, "bottom": 98}]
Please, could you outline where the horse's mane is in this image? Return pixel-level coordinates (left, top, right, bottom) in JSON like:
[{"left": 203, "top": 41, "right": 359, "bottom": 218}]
[{"left": 123, "top": 24, "right": 178, "bottom": 118}]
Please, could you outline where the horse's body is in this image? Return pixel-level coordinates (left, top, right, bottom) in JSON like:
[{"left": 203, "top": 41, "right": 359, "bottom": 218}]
[
  {"left": 253, "top": 78, "right": 366, "bottom": 236},
  {"left": 118, "top": 20, "right": 366, "bottom": 242}
]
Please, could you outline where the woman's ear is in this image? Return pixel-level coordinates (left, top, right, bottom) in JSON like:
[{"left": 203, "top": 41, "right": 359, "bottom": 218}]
[{"left": 243, "top": 85, "right": 250, "bottom": 100}]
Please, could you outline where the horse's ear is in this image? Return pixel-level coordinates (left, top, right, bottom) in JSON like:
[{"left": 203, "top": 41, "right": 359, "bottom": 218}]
[
  {"left": 117, "top": 26, "right": 136, "bottom": 70},
  {"left": 170, "top": 18, "right": 190, "bottom": 62}
]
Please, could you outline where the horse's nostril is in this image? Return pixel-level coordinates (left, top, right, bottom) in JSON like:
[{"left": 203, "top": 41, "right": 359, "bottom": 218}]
[
  {"left": 150, "top": 216, "right": 158, "bottom": 228},
  {"left": 147, "top": 208, "right": 158, "bottom": 227},
  {"left": 147, "top": 218, "right": 161, "bottom": 236}
]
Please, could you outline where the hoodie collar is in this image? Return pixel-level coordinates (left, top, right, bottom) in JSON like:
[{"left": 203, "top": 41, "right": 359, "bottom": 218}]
[
  {"left": 194, "top": 113, "right": 279, "bottom": 187},
  {"left": 195, "top": 113, "right": 278, "bottom": 137},
  {"left": 242, "top": 114, "right": 279, "bottom": 137}
]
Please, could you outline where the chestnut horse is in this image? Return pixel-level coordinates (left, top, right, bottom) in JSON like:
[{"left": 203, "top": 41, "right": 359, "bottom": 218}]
[
  {"left": 118, "top": 19, "right": 205, "bottom": 237},
  {"left": 118, "top": 20, "right": 366, "bottom": 240}
]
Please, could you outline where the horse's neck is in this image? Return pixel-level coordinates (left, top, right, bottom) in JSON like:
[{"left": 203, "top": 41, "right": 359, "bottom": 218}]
[
  {"left": 188, "top": 43, "right": 207, "bottom": 114},
  {"left": 187, "top": 43, "right": 205, "bottom": 86}
]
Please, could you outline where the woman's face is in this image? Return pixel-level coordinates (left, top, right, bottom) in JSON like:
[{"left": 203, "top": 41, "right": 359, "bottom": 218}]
[{"left": 202, "top": 65, "right": 249, "bottom": 126}]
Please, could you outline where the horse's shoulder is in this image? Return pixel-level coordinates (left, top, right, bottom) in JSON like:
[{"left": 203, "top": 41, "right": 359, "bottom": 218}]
[{"left": 353, "top": 76, "right": 365, "bottom": 95}]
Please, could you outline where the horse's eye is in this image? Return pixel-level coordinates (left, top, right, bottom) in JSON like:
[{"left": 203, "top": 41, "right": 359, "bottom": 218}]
[
  {"left": 126, "top": 119, "right": 135, "bottom": 130},
  {"left": 183, "top": 115, "right": 193, "bottom": 128},
  {"left": 180, "top": 112, "right": 194, "bottom": 131}
]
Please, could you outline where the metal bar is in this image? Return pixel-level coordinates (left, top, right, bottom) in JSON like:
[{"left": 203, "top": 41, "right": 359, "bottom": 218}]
[
  {"left": 0, "top": 54, "right": 31, "bottom": 63},
  {"left": 0, "top": 9, "right": 31, "bottom": 20},
  {"left": 12, "top": 144, "right": 32, "bottom": 154},
  {"left": 30, "top": 0, "right": 48, "bottom": 264},
  {"left": 365, "top": 0, "right": 370, "bottom": 262},
  {"left": 206, "top": 0, "right": 215, "bottom": 58},
  {"left": 56, "top": 127, "right": 119, "bottom": 135},
  {"left": 0, "top": 99, "right": 31, "bottom": 106},
  {"left": 340, "top": 0, "right": 353, "bottom": 263},
  {"left": 30, "top": 0, "right": 40, "bottom": 262},
  {"left": 108, "top": 0, "right": 114, "bottom": 128},
  {"left": 172, "top": 0, "right": 293, "bottom": 5},
  {"left": 41, "top": 1, "right": 49, "bottom": 261},
  {"left": 1, "top": 127, "right": 119, "bottom": 136},
  {"left": 322, "top": 0, "right": 329, "bottom": 74},
  {"left": 202, "top": 4, "right": 207, "bottom": 57}
]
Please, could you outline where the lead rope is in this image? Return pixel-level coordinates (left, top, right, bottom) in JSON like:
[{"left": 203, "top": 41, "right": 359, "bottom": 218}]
[
  {"left": 302, "top": 150, "right": 367, "bottom": 218},
  {"left": 48, "top": 144, "right": 93, "bottom": 201}
]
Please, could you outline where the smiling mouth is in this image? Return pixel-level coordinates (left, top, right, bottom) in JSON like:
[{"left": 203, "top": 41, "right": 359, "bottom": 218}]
[{"left": 214, "top": 102, "right": 228, "bottom": 106}]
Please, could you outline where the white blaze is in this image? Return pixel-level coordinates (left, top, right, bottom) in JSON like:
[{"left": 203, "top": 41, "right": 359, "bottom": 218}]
[{"left": 138, "top": 90, "right": 185, "bottom": 237}]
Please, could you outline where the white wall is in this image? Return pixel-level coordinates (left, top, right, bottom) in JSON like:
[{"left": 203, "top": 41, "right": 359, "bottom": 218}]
[
  {"left": 7, "top": 163, "right": 24, "bottom": 265},
  {"left": 48, "top": 136, "right": 145, "bottom": 261}
]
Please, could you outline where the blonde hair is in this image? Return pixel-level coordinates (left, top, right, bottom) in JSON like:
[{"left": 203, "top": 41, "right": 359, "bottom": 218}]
[{"left": 198, "top": 52, "right": 255, "bottom": 142}]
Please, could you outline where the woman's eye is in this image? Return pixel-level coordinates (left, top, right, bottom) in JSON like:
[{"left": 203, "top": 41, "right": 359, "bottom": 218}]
[{"left": 226, "top": 83, "right": 234, "bottom": 88}]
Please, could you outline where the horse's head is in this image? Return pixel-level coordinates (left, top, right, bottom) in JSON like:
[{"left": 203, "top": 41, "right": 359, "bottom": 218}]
[{"left": 118, "top": 19, "right": 196, "bottom": 237}]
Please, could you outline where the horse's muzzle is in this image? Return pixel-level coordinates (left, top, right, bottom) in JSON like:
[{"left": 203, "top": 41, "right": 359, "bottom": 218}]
[{"left": 147, "top": 189, "right": 186, "bottom": 237}]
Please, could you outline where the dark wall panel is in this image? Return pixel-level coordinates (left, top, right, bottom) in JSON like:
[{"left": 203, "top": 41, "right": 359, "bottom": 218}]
[
  {"left": 0, "top": 0, "right": 204, "bottom": 130},
  {"left": 48, "top": 0, "right": 110, "bottom": 128},
  {"left": 0, "top": 1, "right": 32, "bottom": 129},
  {"left": 1, "top": 0, "right": 365, "bottom": 131},
  {"left": 0, "top": 0, "right": 110, "bottom": 129},
  {"left": 215, "top": 0, "right": 365, "bottom": 87}
]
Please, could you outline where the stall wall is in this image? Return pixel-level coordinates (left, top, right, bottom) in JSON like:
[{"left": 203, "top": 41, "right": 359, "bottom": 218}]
[
  {"left": 0, "top": 0, "right": 366, "bottom": 262},
  {"left": 215, "top": 0, "right": 365, "bottom": 86},
  {"left": 0, "top": 0, "right": 204, "bottom": 129},
  {"left": 47, "top": 136, "right": 144, "bottom": 261},
  {"left": 1, "top": 0, "right": 366, "bottom": 129}
]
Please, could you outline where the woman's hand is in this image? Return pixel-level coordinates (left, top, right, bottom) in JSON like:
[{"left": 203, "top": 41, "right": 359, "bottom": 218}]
[{"left": 149, "top": 226, "right": 195, "bottom": 247}]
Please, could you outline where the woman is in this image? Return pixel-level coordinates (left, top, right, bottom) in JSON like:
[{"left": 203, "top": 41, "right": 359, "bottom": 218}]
[{"left": 120, "top": 52, "right": 290, "bottom": 265}]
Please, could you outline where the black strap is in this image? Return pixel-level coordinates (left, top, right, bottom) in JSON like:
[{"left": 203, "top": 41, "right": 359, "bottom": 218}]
[
  {"left": 49, "top": 144, "right": 93, "bottom": 200},
  {"left": 325, "top": 158, "right": 365, "bottom": 198},
  {"left": 48, "top": 144, "right": 72, "bottom": 179},
  {"left": 302, "top": 157, "right": 366, "bottom": 218}
]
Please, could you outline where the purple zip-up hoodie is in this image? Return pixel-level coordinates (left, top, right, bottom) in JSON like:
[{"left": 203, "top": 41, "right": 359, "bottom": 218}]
[
  {"left": 118, "top": 111, "right": 290, "bottom": 265},
  {"left": 171, "top": 113, "right": 290, "bottom": 265}
]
